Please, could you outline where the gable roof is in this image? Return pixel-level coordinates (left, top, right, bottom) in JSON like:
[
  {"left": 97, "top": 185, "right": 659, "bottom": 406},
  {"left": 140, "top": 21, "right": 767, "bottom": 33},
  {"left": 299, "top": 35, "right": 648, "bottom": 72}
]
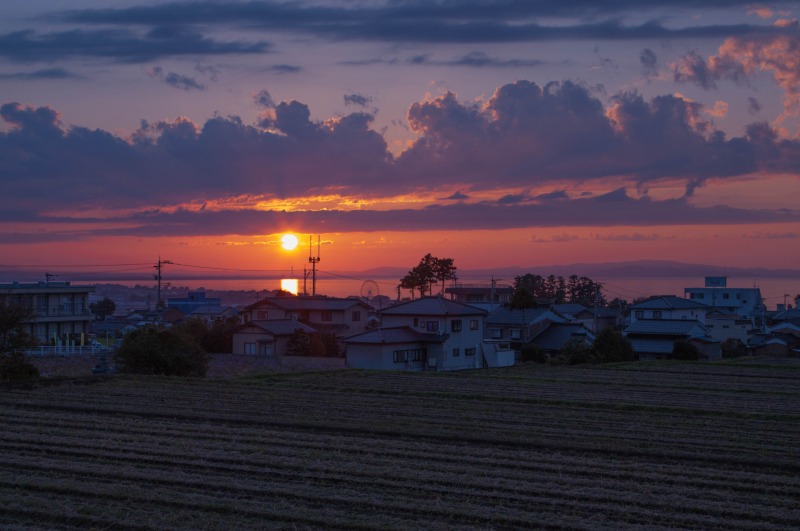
[
  {"left": 380, "top": 296, "right": 487, "bottom": 317},
  {"left": 631, "top": 295, "right": 709, "bottom": 311},
  {"left": 486, "top": 307, "right": 565, "bottom": 326},
  {"left": 345, "top": 326, "right": 447, "bottom": 344},
  {"left": 246, "top": 296, "right": 372, "bottom": 312},
  {"left": 233, "top": 319, "right": 317, "bottom": 336},
  {"left": 551, "top": 303, "right": 589, "bottom": 317},
  {"left": 528, "top": 322, "right": 595, "bottom": 351},
  {"left": 625, "top": 319, "right": 708, "bottom": 337}
]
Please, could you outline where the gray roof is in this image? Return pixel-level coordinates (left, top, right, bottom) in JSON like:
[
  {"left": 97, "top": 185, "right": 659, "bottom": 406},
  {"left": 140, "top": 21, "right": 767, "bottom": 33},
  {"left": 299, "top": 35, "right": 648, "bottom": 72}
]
[
  {"left": 380, "top": 296, "right": 487, "bottom": 317},
  {"left": 630, "top": 295, "right": 709, "bottom": 311},
  {"left": 345, "top": 326, "right": 447, "bottom": 344},
  {"left": 625, "top": 319, "right": 708, "bottom": 337},
  {"left": 246, "top": 296, "right": 372, "bottom": 312},
  {"left": 629, "top": 338, "right": 676, "bottom": 355},
  {"left": 551, "top": 303, "right": 589, "bottom": 316},
  {"left": 528, "top": 322, "right": 594, "bottom": 351},
  {"left": 486, "top": 307, "right": 564, "bottom": 326},
  {"left": 242, "top": 319, "right": 317, "bottom": 336}
]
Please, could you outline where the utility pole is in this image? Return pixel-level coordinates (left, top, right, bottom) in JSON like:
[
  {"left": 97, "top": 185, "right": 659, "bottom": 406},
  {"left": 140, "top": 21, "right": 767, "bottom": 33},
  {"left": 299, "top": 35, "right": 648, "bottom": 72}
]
[
  {"left": 308, "top": 236, "right": 321, "bottom": 296},
  {"left": 153, "top": 257, "right": 172, "bottom": 311}
]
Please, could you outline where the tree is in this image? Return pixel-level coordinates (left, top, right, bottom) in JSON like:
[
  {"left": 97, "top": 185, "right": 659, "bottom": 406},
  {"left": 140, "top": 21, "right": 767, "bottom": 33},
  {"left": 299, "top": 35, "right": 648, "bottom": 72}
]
[
  {"left": 309, "top": 333, "right": 327, "bottom": 357},
  {"left": 89, "top": 297, "right": 116, "bottom": 320},
  {"left": 286, "top": 329, "right": 311, "bottom": 356},
  {"left": 0, "top": 299, "right": 39, "bottom": 381},
  {"left": 592, "top": 327, "right": 635, "bottom": 363},
  {"left": 509, "top": 286, "right": 537, "bottom": 310},
  {"left": 567, "top": 275, "right": 606, "bottom": 306},
  {"left": 721, "top": 338, "right": 747, "bottom": 359},
  {"left": 551, "top": 337, "right": 595, "bottom": 365},
  {"left": 672, "top": 340, "right": 700, "bottom": 361},
  {"left": 115, "top": 326, "right": 209, "bottom": 376},
  {"left": 400, "top": 254, "right": 457, "bottom": 297}
]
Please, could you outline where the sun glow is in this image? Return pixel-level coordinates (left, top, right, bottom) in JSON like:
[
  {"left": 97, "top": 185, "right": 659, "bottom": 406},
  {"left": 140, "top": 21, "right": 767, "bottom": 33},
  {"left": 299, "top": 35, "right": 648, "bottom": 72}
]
[{"left": 281, "top": 233, "right": 299, "bottom": 251}]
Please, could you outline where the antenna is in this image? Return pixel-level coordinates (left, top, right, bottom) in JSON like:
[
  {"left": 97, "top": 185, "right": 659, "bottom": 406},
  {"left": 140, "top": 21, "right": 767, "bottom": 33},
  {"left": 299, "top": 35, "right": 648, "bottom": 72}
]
[{"left": 308, "top": 235, "right": 321, "bottom": 296}]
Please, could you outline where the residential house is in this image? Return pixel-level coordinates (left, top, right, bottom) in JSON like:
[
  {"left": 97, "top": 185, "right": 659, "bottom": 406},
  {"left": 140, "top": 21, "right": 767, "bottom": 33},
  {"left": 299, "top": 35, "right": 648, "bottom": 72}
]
[
  {"left": 445, "top": 283, "right": 514, "bottom": 305},
  {"left": 527, "top": 322, "right": 596, "bottom": 358},
  {"left": 167, "top": 290, "right": 222, "bottom": 315},
  {"left": 629, "top": 296, "right": 709, "bottom": 324},
  {"left": 0, "top": 281, "right": 95, "bottom": 345},
  {"left": 684, "top": 284, "right": 765, "bottom": 320},
  {"left": 624, "top": 319, "right": 720, "bottom": 360},
  {"left": 231, "top": 319, "right": 317, "bottom": 356},
  {"left": 240, "top": 296, "right": 375, "bottom": 339},
  {"left": 347, "top": 296, "right": 489, "bottom": 371},
  {"left": 188, "top": 304, "right": 237, "bottom": 324},
  {"left": 484, "top": 306, "right": 566, "bottom": 346},
  {"left": 705, "top": 310, "right": 755, "bottom": 343}
]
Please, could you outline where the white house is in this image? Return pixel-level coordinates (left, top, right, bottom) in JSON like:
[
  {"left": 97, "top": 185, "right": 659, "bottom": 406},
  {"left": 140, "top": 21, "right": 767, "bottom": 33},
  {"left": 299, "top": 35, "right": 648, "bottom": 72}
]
[
  {"left": 629, "top": 295, "right": 709, "bottom": 324},
  {"left": 346, "top": 296, "right": 489, "bottom": 371},
  {"left": 684, "top": 285, "right": 764, "bottom": 319}
]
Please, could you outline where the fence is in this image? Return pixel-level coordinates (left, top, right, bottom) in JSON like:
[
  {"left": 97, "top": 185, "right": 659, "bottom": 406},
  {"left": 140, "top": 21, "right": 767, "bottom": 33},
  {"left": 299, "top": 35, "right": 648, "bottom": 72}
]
[{"left": 24, "top": 345, "right": 110, "bottom": 357}]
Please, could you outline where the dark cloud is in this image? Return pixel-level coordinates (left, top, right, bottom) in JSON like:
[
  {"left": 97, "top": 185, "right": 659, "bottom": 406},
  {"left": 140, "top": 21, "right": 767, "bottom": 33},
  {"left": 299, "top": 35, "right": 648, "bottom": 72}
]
[
  {"left": 344, "top": 93, "right": 372, "bottom": 107},
  {"left": 673, "top": 51, "right": 717, "bottom": 89},
  {"left": 267, "top": 64, "right": 301, "bottom": 74},
  {"left": 3, "top": 79, "right": 800, "bottom": 217},
  {"left": 640, "top": 48, "right": 658, "bottom": 78},
  {"left": 748, "top": 96, "right": 762, "bottom": 115},
  {"left": 9, "top": 191, "right": 797, "bottom": 240},
  {"left": 148, "top": 66, "right": 205, "bottom": 91},
  {"left": 408, "top": 51, "right": 546, "bottom": 68},
  {"left": 254, "top": 89, "right": 275, "bottom": 108},
  {"left": 442, "top": 191, "right": 469, "bottom": 200},
  {"left": 0, "top": 67, "right": 82, "bottom": 80},
  {"left": 0, "top": 28, "right": 269, "bottom": 63},
  {"left": 56, "top": 2, "right": 793, "bottom": 44}
]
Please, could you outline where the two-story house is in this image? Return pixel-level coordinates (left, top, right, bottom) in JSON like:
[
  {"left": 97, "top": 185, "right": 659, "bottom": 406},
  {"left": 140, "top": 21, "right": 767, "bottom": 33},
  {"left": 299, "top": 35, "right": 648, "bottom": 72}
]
[
  {"left": 345, "top": 297, "right": 492, "bottom": 370},
  {"left": 240, "top": 296, "right": 374, "bottom": 338},
  {"left": 0, "top": 281, "right": 95, "bottom": 345},
  {"left": 629, "top": 296, "right": 709, "bottom": 324}
]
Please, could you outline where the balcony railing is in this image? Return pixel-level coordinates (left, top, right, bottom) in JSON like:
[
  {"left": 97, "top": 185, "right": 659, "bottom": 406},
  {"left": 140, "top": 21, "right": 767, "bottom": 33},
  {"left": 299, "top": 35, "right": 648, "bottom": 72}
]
[{"left": 25, "top": 344, "right": 110, "bottom": 356}]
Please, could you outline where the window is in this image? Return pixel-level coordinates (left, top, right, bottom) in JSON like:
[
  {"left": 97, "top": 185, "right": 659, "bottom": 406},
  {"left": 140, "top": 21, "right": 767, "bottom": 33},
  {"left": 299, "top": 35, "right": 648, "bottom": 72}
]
[
  {"left": 465, "top": 347, "right": 476, "bottom": 356},
  {"left": 689, "top": 292, "right": 704, "bottom": 299},
  {"left": 244, "top": 343, "right": 257, "bottom": 355},
  {"left": 452, "top": 348, "right": 460, "bottom": 357},
  {"left": 470, "top": 319, "right": 479, "bottom": 330},
  {"left": 635, "top": 310, "right": 644, "bottom": 319},
  {"left": 426, "top": 321, "right": 439, "bottom": 332},
  {"left": 490, "top": 328, "right": 502, "bottom": 339},
  {"left": 510, "top": 329, "right": 521, "bottom": 340},
  {"left": 653, "top": 311, "right": 662, "bottom": 319},
  {"left": 723, "top": 293, "right": 730, "bottom": 300},
  {"left": 257, "top": 310, "right": 268, "bottom": 320},
  {"left": 413, "top": 318, "right": 419, "bottom": 327},
  {"left": 321, "top": 311, "right": 333, "bottom": 322},
  {"left": 351, "top": 310, "right": 361, "bottom": 322},
  {"left": 451, "top": 320, "right": 462, "bottom": 332},
  {"left": 393, "top": 349, "right": 426, "bottom": 363}
]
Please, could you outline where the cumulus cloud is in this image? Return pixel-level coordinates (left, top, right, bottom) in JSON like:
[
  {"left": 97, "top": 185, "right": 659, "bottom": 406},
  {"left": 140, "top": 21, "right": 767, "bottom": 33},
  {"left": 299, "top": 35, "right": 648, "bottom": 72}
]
[
  {"left": 3, "top": 79, "right": 800, "bottom": 218},
  {"left": 673, "top": 30, "right": 800, "bottom": 125}
]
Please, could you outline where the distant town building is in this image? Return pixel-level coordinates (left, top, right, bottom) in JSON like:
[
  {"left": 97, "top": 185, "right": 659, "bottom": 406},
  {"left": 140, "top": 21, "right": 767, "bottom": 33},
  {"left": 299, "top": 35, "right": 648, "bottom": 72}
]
[
  {"left": 0, "top": 281, "right": 95, "bottom": 344},
  {"left": 684, "top": 283, "right": 764, "bottom": 319},
  {"left": 167, "top": 290, "right": 222, "bottom": 315}
]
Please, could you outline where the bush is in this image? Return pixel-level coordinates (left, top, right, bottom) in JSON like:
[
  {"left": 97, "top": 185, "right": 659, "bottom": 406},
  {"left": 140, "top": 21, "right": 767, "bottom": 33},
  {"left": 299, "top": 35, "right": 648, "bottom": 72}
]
[
  {"left": 0, "top": 352, "right": 39, "bottom": 381},
  {"left": 592, "top": 327, "right": 635, "bottom": 363},
  {"left": 115, "top": 326, "right": 209, "bottom": 376},
  {"left": 672, "top": 340, "right": 700, "bottom": 361},
  {"left": 550, "top": 337, "right": 595, "bottom": 365},
  {"left": 721, "top": 338, "right": 748, "bottom": 359},
  {"left": 520, "top": 344, "right": 547, "bottom": 363}
]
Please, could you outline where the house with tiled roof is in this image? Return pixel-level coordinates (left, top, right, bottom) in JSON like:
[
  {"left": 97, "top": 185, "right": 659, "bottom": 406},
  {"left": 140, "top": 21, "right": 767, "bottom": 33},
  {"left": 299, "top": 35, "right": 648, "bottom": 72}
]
[
  {"left": 629, "top": 295, "right": 709, "bottom": 324},
  {"left": 231, "top": 319, "right": 317, "bottom": 356},
  {"left": 346, "top": 296, "right": 502, "bottom": 370},
  {"left": 527, "top": 322, "right": 595, "bottom": 357},
  {"left": 624, "top": 319, "right": 720, "bottom": 360},
  {"left": 484, "top": 307, "right": 565, "bottom": 345},
  {"left": 241, "top": 296, "right": 374, "bottom": 339}
]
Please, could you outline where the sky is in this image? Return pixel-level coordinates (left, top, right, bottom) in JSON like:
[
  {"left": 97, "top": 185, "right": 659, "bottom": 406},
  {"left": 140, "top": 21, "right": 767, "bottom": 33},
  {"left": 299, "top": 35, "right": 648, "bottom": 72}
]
[{"left": 1, "top": 0, "right": 800, "bottom": 282}]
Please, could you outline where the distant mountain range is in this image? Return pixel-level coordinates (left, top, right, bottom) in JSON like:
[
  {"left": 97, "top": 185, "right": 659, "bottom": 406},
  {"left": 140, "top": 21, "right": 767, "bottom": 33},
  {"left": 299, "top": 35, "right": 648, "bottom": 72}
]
[
  {"left": 353, "top": 260, "right": 800, "bottom": 280},
  {"left": 2, "top": 260, "right": 797, "bottom": 284}
]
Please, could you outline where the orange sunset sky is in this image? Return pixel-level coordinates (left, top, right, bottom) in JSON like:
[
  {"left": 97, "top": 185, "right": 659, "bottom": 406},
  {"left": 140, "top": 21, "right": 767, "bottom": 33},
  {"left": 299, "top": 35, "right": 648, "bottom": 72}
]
[{"left": 1, "top": 1, "right": 799, "bottom": 279}]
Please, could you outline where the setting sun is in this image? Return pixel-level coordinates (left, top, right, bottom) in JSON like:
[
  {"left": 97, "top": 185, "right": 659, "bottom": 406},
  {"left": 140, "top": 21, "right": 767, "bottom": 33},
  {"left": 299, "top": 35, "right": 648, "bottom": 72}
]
[{"left": 281, "top": 233, "right": 299, "bottom": 251}]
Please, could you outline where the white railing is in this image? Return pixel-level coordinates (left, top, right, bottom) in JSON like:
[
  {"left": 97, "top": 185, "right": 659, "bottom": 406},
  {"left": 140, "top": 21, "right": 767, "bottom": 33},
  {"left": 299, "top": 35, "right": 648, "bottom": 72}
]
[{"left": 24, "top": 345, "right": 110, "bottom": 356}]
